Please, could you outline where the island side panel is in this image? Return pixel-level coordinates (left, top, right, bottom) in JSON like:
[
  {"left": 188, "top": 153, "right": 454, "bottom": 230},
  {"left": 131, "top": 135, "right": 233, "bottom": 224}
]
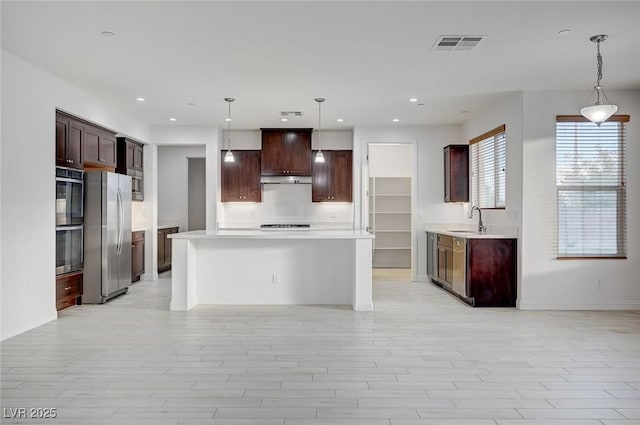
[
  {"left": 353, "top": 238, "right": 374, "bottom": 311},
  {"left": 194, "top": 238, "right": 355, "bottom": 306}
]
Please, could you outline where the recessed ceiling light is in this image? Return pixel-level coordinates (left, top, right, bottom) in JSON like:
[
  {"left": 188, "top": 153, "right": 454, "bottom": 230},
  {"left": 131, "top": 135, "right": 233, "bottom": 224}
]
[
  {"left": 101, "top": 31, "right": 115, "bottom": 37},
  {"left": 409, "top": 98, "right": 418, "bottom": 102},
  {"left": 558, "top": 29, "right": 571, "bottom": 35},
  {"left": 392, "top": 118, "right": 400, "bottom": 123},
  {"left": 225, "top": 118, "right": 232, "bottom": 122},
  {"left": 169, "top": 117, "right": 177, "bottom": 122},
  {"left": 337, "top": 118, "right": 344, "bottom": 122},
  {"left": 135, "top": 97, "right": 145, "bottom": 102},
  {"left": 281, "top": 118, "right": 288, "bottom": 122},
  {"left": 187, "top": 102, "right": 196, "bottom": 106}
]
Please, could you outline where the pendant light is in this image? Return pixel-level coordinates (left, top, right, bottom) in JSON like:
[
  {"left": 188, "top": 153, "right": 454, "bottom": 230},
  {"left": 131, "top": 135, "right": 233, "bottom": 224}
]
[
  {"left": 314, "top": 97, "right": 325, "bottom": 163},
  {"left": 223, "top": 97, "right": 235, "bottom": 163},
  {"left": 580, "top": 34, "right": 618, "bottom": 125}
]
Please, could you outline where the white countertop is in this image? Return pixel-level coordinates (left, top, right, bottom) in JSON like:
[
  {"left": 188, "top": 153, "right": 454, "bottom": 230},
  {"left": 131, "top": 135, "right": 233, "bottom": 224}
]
[
  {"left": 169, "top": 229, "right": 375, "bottom": 240},
  {"left": 424, "top": 223, "right": 518, "bottom": 239}
]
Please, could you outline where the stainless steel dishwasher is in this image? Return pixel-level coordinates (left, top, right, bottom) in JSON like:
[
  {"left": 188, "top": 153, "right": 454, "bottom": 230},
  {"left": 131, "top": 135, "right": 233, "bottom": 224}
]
[{"left": 452, "top": 237, "right": 467, "bottom": 297}]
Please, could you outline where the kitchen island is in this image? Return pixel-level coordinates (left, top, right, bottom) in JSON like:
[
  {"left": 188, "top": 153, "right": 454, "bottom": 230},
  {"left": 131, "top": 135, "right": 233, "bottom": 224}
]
[{"left": 168, "top": 229, "right": 375, "bottom": 311}]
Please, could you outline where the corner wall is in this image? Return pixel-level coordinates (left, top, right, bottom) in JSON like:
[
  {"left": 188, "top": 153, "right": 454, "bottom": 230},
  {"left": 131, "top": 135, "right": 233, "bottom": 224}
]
[
  {"left": 0, "top": 50, "right": 150, "bottom": 340},
  {"left": 520, "top": 90, "right": 640, "bottom": 309}
]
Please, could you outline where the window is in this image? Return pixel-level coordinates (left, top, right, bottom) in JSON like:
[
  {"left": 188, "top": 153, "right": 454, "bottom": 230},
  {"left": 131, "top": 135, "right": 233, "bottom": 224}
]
[
  {"left": 556, "top": 115, "right": 629, "bottom": 258},
  {"left": 470, "top": 124, "right": 506, "bottom": 208}
]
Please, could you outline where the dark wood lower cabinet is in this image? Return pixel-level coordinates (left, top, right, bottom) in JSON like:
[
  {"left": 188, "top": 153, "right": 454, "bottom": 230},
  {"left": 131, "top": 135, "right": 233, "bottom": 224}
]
[
  {"left": 467, "top": 238, "right": 517, "bottom": 307},
  {"left": 132, "top": 231, "right": 145, "bottom": 282},
  {"left": 56, "top": 271, "right": 83, "bottom": 311},
  {"left": 158, "top": 227, "right": 178, "bottom": 273},
  {"left": 430, "top": 234, "right": 516, "bottom": 307}
]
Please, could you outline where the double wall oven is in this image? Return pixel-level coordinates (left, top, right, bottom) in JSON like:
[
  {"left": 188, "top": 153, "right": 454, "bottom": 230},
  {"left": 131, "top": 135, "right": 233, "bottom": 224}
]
[{"left": 56, "top": 167, "right": 84, "bottom": 275}]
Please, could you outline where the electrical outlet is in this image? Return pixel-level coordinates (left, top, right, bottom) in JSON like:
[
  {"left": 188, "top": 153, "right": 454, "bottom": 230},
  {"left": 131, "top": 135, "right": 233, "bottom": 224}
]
[
  {"left": 272, "top": 273, "right": 280, "bottom": 285},
  {"left": 596, "top": 280, "right": 603, "bottom": 289}
]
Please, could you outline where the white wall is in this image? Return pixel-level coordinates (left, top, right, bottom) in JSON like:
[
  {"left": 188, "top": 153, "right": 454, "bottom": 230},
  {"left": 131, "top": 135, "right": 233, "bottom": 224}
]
[
  {"left": 353, "top": 125, "right": 464, "bottom": 280},
  {"left": 520, "top": 90, "right": 640, "bottom": 310},
  {"left": 369, "top": 144, "right": 413, "bottom": 177},
  {"left": 0, "top": 50, "right": 150, "bottom": 340},
  {"left": 157, "top": 145, "right": 206, "bottom": 232},
  {"left": 462, "top": 92, "right": 523, "bottom": 232}
]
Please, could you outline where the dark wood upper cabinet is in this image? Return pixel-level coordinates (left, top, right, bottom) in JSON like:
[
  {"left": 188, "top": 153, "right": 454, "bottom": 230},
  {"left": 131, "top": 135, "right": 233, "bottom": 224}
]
[
  {"left": 116, "top": 137, "right": 144, "bottom": 201},
  {"left": 260, "top": 128, "right": 312, "bottom": 176},
  {"left": 100, "top": 132, "right": 117, "bottom": 167},
  {"left": 444, "top": 144, "right": 469, "bottom": 202},
  {"left": 56, "top": 112, "right": 83, "bottom": 169},
  {"left": 83, "top": 126, "right": 116, "bottom": 167},
  {"left": 117, "top": 137, "right": 144, "bottom": 172},
  {"left": 312, "top": 150, "right": 352, "bottom": 202},
  {"left": 221, "top": 150, "right": 262, "bottom": 202}
]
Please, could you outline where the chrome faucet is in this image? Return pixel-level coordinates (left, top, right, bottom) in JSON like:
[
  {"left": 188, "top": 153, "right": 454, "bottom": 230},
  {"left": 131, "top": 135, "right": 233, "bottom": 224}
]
[{"left": 469, "top": 206, "right": 486, "bottom": 233}]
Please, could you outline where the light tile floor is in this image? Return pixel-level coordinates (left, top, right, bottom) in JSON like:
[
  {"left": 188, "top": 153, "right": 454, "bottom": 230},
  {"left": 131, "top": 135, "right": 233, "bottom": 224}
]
[{"left": 1, "top": 270, "right": 640, "bottom": 424}]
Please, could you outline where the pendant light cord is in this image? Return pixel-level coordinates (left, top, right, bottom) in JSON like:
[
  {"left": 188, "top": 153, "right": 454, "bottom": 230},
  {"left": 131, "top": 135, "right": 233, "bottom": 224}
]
[{"left": 595, "top": 40, "right": 603, "bottom": 104}]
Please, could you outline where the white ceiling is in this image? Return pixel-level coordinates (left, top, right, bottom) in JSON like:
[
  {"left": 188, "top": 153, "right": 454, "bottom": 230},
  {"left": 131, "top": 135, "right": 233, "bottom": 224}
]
[{"left": 2, "top": 1, "right": 639, "bottom": 129}]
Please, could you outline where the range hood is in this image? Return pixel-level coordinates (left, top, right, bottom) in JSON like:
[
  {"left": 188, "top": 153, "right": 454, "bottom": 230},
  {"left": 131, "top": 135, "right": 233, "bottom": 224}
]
[{"left": 260, "top": 176, "right": 312, "bottom": 184}]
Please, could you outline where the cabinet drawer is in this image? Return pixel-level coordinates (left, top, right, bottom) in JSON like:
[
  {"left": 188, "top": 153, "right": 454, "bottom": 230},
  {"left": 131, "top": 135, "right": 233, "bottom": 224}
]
[
  {"left": 56, "top": 272, "right": 83, "bottom": 310},
  {"left": 132, "top": 230, "right": 145, "bottom": 242},
  {"left": 437, "top": 234, "right": 453, "bottom": 247}
]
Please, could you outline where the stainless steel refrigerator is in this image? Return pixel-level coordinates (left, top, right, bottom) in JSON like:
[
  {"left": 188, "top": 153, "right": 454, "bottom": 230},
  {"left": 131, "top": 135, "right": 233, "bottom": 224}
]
[{"left": 83, "top": 171, "right": 132, "bottom": 303}]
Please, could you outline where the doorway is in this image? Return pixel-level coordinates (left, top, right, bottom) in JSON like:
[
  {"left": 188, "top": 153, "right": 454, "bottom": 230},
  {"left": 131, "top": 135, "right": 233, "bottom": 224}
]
[
  {"left": 187, "top": 157, "right": 206, "bottom": 231},
  {"left": 366, "top": 142, "right": 415, "bottom": 280}
]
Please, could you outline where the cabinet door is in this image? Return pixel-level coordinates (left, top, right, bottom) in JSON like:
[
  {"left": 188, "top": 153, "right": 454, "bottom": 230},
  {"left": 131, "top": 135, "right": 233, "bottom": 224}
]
[
  {"left": 100, "top": 132, "right": 117, "bottom": 167},
  {"left": 238, "top": 151, "right": 262, "bottom": 202},
  {"left": 331, "top": 150, "right": 352, "bottom": 202},
  {"left": 132, "top": 143, "right": 144, "bottom": 170},
  {"left": 220, "top": 152, "right": 240, "bottom": 202},
  {"left": 67, "top": 120, "right": 84, "bottom": 169},
  {"left": 56, "top": 115, "right": 69, "bottom": 167},
  {"left": 131, "top": 239, "right": 144, "bottom": 281},
  {"left": 444, "top": 145, "right": 469, "bottom": 203},
  {"left": 157, "top": 229, "right": 166, "bottom": 269},
  {"left": 312, "top": 151, "right": 331, "bottom": 202},
  {"left": 437, "top": 247, "right": 447, "bottom": 282},
  {"left": 261, "top": 131, "right": 283, "bottom": 175},
  {"left": 445, "top": 247, "right": 454, "bottom": 284},
  {"left": 84, "top": 126, "right": 101, "bottom": 164},
  {"left": 283, "top": 131, "right": 311, "bottom": 175}
]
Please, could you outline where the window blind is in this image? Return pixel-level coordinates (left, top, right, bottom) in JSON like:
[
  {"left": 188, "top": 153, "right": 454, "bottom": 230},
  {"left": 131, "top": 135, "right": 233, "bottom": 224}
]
[
  {"left": 470, "top": 125, "right": 506, "bottom": 209},
  {"left": 555, "top": 115, "right": 629, "bottom": 258}
]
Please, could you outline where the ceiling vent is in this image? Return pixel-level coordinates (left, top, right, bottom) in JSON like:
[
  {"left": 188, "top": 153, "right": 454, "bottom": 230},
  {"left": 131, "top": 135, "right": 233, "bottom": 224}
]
[
  {"left": 280, "top": 111, "right": 303, "bottom": 116},
  {"left": 432, "top": 35, "right": 484, "bottom": 51}
]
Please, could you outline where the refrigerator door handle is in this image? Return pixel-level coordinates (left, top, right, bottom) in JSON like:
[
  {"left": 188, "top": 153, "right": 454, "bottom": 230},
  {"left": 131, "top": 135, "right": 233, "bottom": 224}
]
[{"left": 117, "top": 188, "right": 124, "bottom": 256}]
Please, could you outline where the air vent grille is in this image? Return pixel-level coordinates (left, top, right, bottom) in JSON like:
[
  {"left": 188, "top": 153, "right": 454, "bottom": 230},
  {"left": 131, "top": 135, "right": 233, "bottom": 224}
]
[
  {"left": 432, "top": 35, "right": 485, "bottom": 51},
  {"left": 280, "top": 111, "right": 303, "bottom": 116}
]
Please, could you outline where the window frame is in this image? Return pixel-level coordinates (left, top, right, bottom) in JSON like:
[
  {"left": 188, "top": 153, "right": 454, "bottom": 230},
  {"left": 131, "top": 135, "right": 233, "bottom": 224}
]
[
  {"left": 469, "top": 124, "right": 506, "bottom": 210},
  {"left": 555, "top": 115, "right": 629, "bottom": 259}
]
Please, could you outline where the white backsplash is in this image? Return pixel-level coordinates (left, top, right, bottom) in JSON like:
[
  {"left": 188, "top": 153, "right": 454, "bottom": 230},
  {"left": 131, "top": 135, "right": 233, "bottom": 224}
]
[{"left": 219, "top": 184, "right": 353, "bottom": 229}]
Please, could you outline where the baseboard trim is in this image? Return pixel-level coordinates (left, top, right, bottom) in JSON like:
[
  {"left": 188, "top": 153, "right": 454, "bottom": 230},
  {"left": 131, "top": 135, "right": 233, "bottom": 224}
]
[{"left": 518, "top": 300, "right": 640, "bottom": 310}]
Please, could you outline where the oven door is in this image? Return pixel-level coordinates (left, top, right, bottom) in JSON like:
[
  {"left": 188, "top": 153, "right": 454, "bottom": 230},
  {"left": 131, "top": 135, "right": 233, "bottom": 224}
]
[
  {"left": 56, "top": 171, "right": 84, "bottom": 225},
  {"left": 56, "top": 225, "right": 84, "bottom": 275}
]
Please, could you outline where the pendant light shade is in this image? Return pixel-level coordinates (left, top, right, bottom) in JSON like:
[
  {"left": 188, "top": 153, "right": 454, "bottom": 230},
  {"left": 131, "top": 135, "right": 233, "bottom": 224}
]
[
  {"left": 580, "top": 35, "right": 618, "bottom": 125},
  {"left": 314, "top": 97, "right": 325, "bottom": 163},
  {"left": 224, "top": 97, "right": 235, "bottom": 163}
]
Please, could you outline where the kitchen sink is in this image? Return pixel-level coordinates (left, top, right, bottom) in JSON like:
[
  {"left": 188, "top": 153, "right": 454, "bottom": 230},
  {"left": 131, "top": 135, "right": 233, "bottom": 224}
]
[{"left": 447, "top": 229, "right": 476, "bottom": 233}]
